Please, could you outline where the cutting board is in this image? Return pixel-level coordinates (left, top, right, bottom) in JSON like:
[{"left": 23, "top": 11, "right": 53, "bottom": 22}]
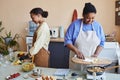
[
  {"left": 72, "top": 9, "right": 78, "bottom": 22},
  {"left": 72, "top": 56, "right": 112, "bottom": 65}
]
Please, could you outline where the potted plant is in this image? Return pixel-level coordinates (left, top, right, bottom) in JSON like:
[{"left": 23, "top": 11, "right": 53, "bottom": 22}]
[
  {"left": 0, "top": 31, "right": 20, "bottom": 55},
  {"left": 4, "top": 31, "right": 12, "bottom": 45},
  {"left": 7, "top": 33, "right": 20, "bottom": 49},
  {"left": 0, "top": 21, "right": 20, "bottom": 56}
]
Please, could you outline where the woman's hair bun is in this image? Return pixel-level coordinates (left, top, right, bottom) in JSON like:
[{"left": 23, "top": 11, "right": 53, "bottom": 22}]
[
  {"left": 83, "top": 2, "right": 96, "bottom": 15},
  {"left": 85, "top": 3, "right": 92, "bottom": 7},
  {"left": 42, "top": 11, "right": 48, "bottom": 18}
]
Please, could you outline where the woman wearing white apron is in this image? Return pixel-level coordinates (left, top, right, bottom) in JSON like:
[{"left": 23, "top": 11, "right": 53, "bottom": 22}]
[{"left": 64, "top": 3, "right": 105, "bottom": 70}]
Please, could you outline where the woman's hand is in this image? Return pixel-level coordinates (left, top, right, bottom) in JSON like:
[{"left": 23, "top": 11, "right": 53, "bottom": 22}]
[
  {"left": 26, "top": 53, "right": 32, "bottom": 58},
  {"left": 26, "top": 53, "right": 34, "bottom": 59},
  {"left": 91, "top": 54, "right": 97, "bottom": 57},
  {"left": 27, "top": 53, "right": 34, "bottom": 63},
  {"left": 91, "top": 46, "right": 103, "bottom": 57},
  {"left": 75, "top": 50, "right": 85, "bottom": 59},
  {"left": 66, "top": 44, "right": 85, "bottom": 59}
]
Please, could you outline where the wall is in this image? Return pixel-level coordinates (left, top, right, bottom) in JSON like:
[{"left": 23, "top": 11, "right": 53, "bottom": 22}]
[{"left": 0, "top": 0, "right": 120, "bottom": 51}]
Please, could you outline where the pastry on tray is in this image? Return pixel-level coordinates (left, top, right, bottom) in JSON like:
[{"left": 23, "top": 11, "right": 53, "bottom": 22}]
[{"left": 35, "top": 76, "right": 56, "bottom": 80}]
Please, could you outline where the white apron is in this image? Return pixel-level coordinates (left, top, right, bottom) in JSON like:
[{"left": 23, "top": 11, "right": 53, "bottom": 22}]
[{"left": 69, "top": 21, "right": 100, "bottom": 70}]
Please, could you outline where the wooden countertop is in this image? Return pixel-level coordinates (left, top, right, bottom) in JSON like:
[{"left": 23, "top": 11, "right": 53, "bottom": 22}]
[
  {"left": 50, "top": 38, "right": 64, "bottom": 42},
  {"left": 26, "top": 36, "right": 64, "bottom": 43}
]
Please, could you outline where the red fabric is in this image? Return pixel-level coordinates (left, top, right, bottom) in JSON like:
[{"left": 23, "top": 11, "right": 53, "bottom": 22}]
[{"left": 72, "top": 9, "right": 78, "bottom": 22}]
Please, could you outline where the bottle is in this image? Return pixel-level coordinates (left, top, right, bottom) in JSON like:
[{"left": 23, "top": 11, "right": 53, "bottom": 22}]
[
  {"left": 8, "top": 48, "right": 14, "bottom": 62},
  {"left": 59, "top": 26, "right": 64, "bottom": 38}
]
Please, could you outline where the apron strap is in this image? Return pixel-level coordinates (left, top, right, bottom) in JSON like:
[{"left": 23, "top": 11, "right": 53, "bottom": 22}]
[{"left": 31, "top": 55, "right": 34, "bottom": 64}]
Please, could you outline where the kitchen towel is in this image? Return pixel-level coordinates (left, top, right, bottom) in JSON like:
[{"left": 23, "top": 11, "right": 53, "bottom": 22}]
[{"left": 54, "top": 69, "right": 70, "bottom": 76}]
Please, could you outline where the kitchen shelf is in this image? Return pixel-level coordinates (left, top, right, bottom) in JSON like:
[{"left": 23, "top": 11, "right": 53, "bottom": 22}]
[
  {"left": 115, "top": 0, "right": 120, "bottom": 25},
  {"left": 106, "top": 36, "right": 116, "bottom": 42}
]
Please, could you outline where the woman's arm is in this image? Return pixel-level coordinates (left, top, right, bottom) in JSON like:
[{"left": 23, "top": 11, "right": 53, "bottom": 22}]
[
  {"left": 92, "top": 45, "right": 103, "bottom": 57},
  {"left": 66, "top": 44, "right": 85, "bottom": 59},
  {"left": 92, "top": 22, "right": 105, "bottom": 57}
]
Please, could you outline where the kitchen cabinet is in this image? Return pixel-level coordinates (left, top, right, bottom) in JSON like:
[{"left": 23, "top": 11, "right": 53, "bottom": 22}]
[{"left": 49, "top": 41, "right": 70, "bottom": 68}]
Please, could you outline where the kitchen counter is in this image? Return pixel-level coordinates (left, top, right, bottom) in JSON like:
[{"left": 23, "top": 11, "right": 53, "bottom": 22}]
[
  {"left": 26, "top": 36, "right": 64, "bottom": 43},
  {"left": 0, "top": 63, "right": 120, "bottom": 80},
  {"left": 50, "top": 38, "right": 64, "bottom": 42}
]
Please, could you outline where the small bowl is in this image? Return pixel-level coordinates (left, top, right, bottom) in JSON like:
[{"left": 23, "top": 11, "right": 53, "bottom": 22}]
[
  {"left": 22, "top": 62, "right": 35, "bottom": 72},
  {"left": 33, "top": 70, "right": 38, "bottom": 76}
]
